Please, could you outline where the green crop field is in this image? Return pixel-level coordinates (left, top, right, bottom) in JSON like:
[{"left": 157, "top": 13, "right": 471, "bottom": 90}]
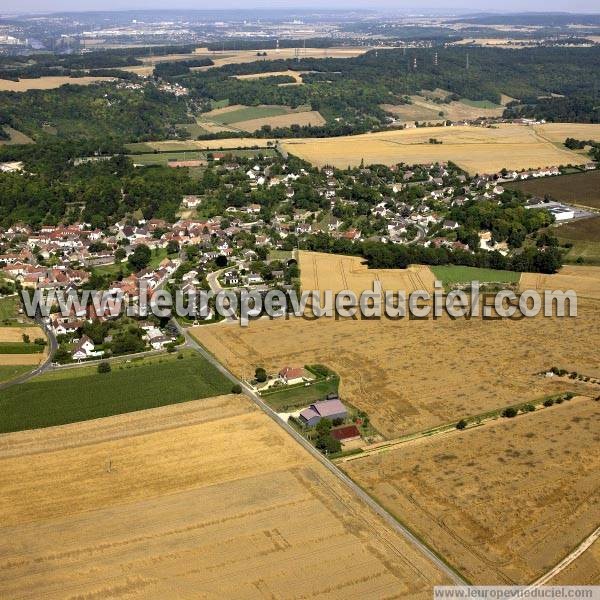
[
  {"left": 506, "top": 170, "right": 600, "bottom": 210},
  {"left": 210, "top": 105, "right": 289, "bottom": 125},
  {"left": 0, "top": 296, "right": 18, "bottom": 323},
  {"left": 0, "top": 342, "right": 44, "bottom": 354},
  {"left": 431, "top": 265, "right": 521, "bottom": 286},
  {"left": 176, "top": 122, "right": 210, "bottom": 138},
  {"left": 0, "top": 351, "right": 231, "bottom": 433},
  {"left": 0, "top": 365, "right": 31, "bottom": 384}
]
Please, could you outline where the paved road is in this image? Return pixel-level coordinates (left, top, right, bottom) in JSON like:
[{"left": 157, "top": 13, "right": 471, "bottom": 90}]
[
  {"left": 206, "top": 268, "right": 226, "bottom": 294},
  {"left": 0, "top": 315, "right": 58, "bottom": 391},
  {"left": 173, "top": 319, "right": 467, "bottom": 586}
]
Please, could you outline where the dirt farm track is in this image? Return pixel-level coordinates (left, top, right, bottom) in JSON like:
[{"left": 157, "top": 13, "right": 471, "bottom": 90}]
[
  {"left": 343, "top": 397, "right": 600, "bottom": 584},
  {"left": 0, "top": 395, "right": 449, "bottom": 598}
]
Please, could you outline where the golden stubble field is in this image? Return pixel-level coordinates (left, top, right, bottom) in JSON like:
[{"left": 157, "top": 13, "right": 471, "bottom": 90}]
[
  {"left": 0, "top": 326, "right": 45, "bottom": 366},
  {"left": 0, "top": 394, "right": 449, "bottom": 598},
  {"left": 236, "top": 110, "right": 326, "bottom": 133},
  {"left": 299, "top": 251, "right": 436, "bottom": 298},
  {"left": 121, "top": 47, "right": 372, "bottom": 76},
  {"left": 520, "top": 265, "right": 600, "bottom": 301},
  {"left": 193, "top": 254, "right": 600, "bottom": 438},
  {"left": 0, "top": 76, "right": 114, "bottom": 92},
  {"left": 280, "top": 124, "right": 586, "bottom": 174},
  {"left": 550, "top": 539, "right": 600, "bottom": 585},
  {"left": 343, "top": 397, "right": 600, "bottom": 584}
]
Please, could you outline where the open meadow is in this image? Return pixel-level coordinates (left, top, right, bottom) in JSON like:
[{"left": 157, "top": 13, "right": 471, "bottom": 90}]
[
  {"left": 0, "top": 126, "right": 34, "bottom": 145},
  {"left": 280, "top": 124, "right": 585, "bottom": 174},
  {"left": 382, "top": 95, "right": 504, "bottom": 123},
  {"left": 201, "top": 103, "right": 326, "bottom": 133},
  {"left": 192, "top": 253, "right": 600, "bottom": 439},
  {"left": 0, "top": 394, "right": 449, "bottom": 598},
  {"left": 342, "top": 397, "right": 600, "bottom": 584}
]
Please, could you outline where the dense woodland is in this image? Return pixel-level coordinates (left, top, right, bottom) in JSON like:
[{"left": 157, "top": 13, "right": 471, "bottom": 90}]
[
  {"left": 0, "top": 140, "right": 199, "bottom": 227},
  {"left": 173, "top": 46, "right": 600, "bottom": 129},
  {"left": 0, "top": 84, "right": 192, "bottom": 141}
]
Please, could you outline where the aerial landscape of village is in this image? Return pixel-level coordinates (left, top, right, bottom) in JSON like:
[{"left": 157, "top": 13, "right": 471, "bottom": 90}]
[{"left": 0, "top": 3, "right": 599, "bottom": 598}]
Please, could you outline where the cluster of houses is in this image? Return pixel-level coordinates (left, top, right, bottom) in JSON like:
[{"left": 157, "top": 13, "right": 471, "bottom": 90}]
[{"left": 1, "top": 154, "right": 594, "bottom": 306}]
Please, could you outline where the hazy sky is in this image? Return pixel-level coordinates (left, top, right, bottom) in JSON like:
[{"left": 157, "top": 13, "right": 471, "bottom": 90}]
[{"left": 2, "top": 1, "right": 600, "bottom": 14}]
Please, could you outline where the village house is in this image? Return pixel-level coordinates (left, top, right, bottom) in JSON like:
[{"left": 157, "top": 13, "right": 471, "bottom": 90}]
[
  {"left": 279, "top": 366, "right": 309, "bottom": 385},
  {"left": 299, "top": 399, "right": 348, "bottom": 428}
]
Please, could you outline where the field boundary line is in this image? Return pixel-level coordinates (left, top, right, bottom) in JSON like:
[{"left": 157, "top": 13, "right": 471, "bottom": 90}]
[{"left": 530, "top": 525, "right": 600, "bottom": 586}]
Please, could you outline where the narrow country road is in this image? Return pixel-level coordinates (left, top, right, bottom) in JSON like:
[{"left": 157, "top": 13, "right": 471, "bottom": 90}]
[
  {"left": 531, "top": 526, "right": 600, "bottom": 587},
  {"left": 0, "top": 315, "right": 57, "bottom": 391},
  {"left": 172, "top": 318, "right": 468, "bottom": 586}
]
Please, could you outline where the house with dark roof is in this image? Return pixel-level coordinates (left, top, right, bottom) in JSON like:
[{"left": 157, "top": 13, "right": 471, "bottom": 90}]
[{"left": 299, "top": 399, "right": 348, "bottom": 428}]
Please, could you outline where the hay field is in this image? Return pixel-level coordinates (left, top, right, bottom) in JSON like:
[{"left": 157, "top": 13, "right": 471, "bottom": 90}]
[
  {"left": 535, "top": 123, "right": 600, "bottom": 143},
  {"left": 280, "top": 124, "right": 585, "bottom": 174},
  {"left": 236, "top": 110, "right": 326, "bottom": 132},
  {"left": 0, "top": 395, "right": 449, "bottom": 598},
  {"left": 383, "top": 96, "right": 504, "bottom": 123},
  {"left": 343, "top": 397, "right": 600, "bottom": 584},
  {"left": 519, "top": 265, "right": 600, "bottom": 300},
  {"left": 192, "top": 255, "right": 600, "bottom": 438},
  {"left": 0, "top": 76, "right": 114, "bottom": 92}
]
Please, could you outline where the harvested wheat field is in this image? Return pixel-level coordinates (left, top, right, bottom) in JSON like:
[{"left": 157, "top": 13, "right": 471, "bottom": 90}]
[
  {"left": 236, "top": 110, "right": 326, "bottom": 132},
  {"left": 0, "top": 353, "right": 43, "bottom": 366},
  {"left": 343, "top": 397, "right": 600, "bottom": 584},
  {"left": 0, "top": 394, "right": 449, "bottom": 598},
  {"left": 550, "top": 539, "right": 600, "bottom": 585},
  {"left": 193, "top": 253, "right": 600, "bottom": 438},
  {"left": 0, "top": 326, "right": 43, "bottom": 343},
  {"left": 535, "top": 123, "right": 600, "bottom": 143},
  {"left": 300, "top": 250, "right": 435, "bottom": 298},
  {"left": 519, "top": 265, "right": 600, "bottom": 301},
  {"left": 281, "top": 124, "right": 586, "bottom": 174},
  {"left": 0, "top": 76, "right": 114, "bottom": 92}
]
